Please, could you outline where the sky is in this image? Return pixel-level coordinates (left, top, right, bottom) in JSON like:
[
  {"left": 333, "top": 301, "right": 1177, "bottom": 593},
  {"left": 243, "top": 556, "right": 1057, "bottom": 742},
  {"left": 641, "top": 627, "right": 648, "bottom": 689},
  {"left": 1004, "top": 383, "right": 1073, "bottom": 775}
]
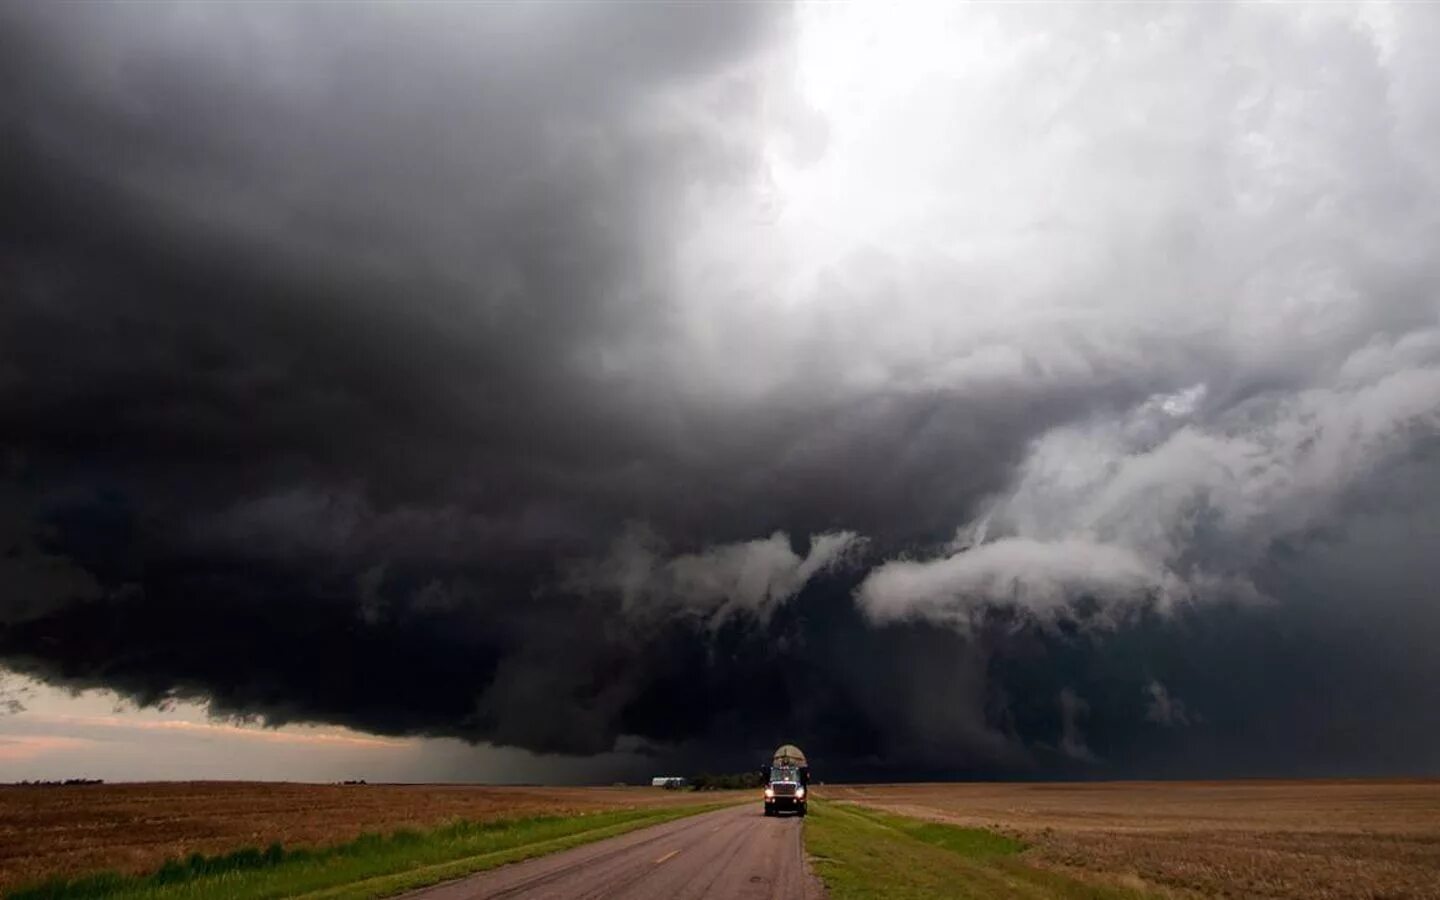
[{"left": 3, "top": 0, "right": 1440, "bottom": 783}]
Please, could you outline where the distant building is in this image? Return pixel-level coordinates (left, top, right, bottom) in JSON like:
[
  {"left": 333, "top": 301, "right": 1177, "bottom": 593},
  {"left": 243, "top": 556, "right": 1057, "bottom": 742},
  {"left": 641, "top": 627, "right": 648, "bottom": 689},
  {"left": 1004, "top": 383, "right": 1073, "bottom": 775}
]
[{"left": 650, "top": 776, "right": 688, "bottom": 789}]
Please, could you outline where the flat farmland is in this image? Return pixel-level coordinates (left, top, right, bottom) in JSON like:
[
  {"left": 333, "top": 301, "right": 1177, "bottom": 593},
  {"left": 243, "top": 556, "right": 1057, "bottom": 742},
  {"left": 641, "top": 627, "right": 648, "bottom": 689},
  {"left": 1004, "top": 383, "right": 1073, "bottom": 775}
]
[
  {"left": 0, "top": 782, "right": 730, "bottom": 894},
  {"left": 825, "top": 780, "right": 1440, "bottom": 898}
]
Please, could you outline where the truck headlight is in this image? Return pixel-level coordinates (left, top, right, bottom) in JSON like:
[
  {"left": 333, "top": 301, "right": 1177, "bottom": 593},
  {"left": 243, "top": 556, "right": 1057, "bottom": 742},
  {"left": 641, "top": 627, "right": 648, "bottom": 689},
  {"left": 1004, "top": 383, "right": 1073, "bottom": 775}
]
[
  {"left": 795, "top": 786, "right": 805, "bottom": 798},
  {"left": 764, "top": 787, "right": 774, "bottom": 798}
]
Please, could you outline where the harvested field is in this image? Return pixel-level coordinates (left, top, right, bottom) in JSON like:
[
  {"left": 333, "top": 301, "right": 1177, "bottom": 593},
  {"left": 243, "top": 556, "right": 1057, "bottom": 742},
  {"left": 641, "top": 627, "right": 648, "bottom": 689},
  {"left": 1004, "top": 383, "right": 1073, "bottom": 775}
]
[
  {"left": 0, "top": 782, "right": 731, "bottom": 894},
  {"left": 825, "top": 780, "right": 1440, "bottom": 899}
]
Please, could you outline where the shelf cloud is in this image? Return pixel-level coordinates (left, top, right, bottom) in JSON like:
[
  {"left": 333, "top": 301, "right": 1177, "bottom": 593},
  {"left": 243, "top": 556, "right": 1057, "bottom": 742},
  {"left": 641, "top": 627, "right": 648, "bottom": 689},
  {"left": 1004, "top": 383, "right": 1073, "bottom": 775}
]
[{"left": 3, "top": 1, "right": 1440, "bottom": 779}]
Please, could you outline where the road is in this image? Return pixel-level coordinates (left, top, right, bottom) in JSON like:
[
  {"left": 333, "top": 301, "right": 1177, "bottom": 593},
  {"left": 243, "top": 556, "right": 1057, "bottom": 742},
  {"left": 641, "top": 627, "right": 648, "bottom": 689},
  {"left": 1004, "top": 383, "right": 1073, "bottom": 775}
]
[{"left": 402, "top": 803, "right": 825, "bottom": 900}]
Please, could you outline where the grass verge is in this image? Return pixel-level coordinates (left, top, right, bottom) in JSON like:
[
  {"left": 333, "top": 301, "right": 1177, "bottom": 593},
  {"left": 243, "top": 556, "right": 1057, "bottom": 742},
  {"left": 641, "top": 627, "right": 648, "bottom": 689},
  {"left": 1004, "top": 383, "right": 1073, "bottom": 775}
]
[
  {"left": 804, "top": 801, "right": 1157, "bottom": 900},
  {"left": 9, "top": 802, "right": 737, "bottom": 900}
]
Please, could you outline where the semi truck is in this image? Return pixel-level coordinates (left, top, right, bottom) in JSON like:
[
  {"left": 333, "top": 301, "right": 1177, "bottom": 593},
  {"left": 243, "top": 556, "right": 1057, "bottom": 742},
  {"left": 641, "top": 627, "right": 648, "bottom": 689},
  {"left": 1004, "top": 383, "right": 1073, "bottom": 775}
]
[{"left": 763, "top": 743, "right": 809, "bottom": 817}]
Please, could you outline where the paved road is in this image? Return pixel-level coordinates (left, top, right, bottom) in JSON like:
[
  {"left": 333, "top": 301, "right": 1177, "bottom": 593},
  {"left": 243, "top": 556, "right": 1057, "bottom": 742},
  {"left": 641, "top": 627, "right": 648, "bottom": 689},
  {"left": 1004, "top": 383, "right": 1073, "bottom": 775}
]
[{"left": 403, "top": 803, "right": 824, "bottom": 900}]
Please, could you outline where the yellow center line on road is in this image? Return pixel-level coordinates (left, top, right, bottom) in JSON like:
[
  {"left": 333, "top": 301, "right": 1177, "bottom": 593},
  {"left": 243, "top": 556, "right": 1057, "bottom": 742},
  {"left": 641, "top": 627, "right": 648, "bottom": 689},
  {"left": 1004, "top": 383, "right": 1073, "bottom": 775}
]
[{"left": 654, "top": 849, "right": 681, "bottom": 864}]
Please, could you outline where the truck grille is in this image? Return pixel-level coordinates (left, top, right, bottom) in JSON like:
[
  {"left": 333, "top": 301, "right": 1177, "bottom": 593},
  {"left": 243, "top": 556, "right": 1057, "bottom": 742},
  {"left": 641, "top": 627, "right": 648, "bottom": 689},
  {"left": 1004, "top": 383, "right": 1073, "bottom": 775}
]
[{"left": 772, "top": 783, "right": 796, "bottom": 797}]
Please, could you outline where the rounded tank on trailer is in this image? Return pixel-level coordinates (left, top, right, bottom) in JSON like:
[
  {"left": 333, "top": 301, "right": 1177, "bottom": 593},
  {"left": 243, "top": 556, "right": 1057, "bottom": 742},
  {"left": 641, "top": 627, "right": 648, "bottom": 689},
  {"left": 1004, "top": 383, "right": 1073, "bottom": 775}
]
[{"left": 772, "top": 744, "right": 807, "bottom": 767}]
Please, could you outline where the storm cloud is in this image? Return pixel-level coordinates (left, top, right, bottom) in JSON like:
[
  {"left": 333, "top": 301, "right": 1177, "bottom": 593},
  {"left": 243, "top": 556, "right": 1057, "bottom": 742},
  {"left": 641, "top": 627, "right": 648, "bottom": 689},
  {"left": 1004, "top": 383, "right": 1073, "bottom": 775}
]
[{"left": 3, "top": 1, "right": 1440, "bottom": 779}]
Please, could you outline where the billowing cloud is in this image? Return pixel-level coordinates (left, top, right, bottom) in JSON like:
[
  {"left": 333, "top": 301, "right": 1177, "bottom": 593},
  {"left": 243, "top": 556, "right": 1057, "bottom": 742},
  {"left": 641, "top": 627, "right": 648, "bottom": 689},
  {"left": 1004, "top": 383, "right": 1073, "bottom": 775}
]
[
  {"left": 859, "top": 538, "right": 1175, "bottom": 626},
  {"left": 571, "top": 528, "right": 864, "bottom": 625},
  {"left": 3, "top": 1, "right": 1440, "bottom": 780},
  {"left": 857, "top": 354, "right": 1440, "bottom": 624},
  {"left": 1144, "top": 681, "right": 1192, "bottom": 729}
]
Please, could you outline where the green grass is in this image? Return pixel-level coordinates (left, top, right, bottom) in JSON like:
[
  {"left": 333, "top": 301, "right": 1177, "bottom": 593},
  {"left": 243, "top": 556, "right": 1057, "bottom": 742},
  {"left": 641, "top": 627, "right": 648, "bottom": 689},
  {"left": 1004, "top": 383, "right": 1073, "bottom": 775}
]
[
  {"left": 804, "top": 801, "right": 1156, "bottom": 900},
  {"left": 9, "top": 802, "right": 737, "bottom": 900}
]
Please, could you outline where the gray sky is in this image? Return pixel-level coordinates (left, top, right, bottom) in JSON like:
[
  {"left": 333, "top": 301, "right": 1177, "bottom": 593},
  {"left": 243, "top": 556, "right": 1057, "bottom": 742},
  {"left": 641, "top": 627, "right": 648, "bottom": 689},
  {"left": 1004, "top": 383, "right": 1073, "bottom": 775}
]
[
  {"left": 3, "top": 1, "right": 1440, "bottom": 782},
  {"left": 0, "top": 671, "right": 653, "bottom": 783}
]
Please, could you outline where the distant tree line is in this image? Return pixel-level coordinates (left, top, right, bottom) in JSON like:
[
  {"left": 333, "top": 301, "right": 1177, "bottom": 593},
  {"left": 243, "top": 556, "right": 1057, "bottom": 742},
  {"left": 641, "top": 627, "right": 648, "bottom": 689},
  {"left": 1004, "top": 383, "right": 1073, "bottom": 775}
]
[
  {"left": 688, "top": 771, "right": 765, "bottom": 791},
  {"left": 13, "top": 778, "right": 105, "bottom": 786}
]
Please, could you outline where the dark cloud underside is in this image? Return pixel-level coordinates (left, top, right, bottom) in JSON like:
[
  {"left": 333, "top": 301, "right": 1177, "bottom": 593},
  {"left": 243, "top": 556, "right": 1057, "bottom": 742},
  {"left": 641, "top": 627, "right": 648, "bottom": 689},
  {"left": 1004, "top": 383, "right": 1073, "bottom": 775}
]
[{"left": 3, "top": 1, "right": 1440, "bottom": 779}]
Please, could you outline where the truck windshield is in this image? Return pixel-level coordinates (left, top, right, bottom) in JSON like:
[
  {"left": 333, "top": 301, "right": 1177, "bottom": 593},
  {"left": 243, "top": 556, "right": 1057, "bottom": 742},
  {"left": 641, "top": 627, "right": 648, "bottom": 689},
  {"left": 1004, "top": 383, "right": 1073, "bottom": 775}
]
[{"left": 771, "top": 766, "right": 798, "bottom": 783}]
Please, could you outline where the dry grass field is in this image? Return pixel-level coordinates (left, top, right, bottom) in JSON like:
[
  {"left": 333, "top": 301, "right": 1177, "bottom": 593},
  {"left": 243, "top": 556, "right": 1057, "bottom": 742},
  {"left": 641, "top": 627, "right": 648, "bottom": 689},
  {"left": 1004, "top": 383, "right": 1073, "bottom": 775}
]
[
  {"left": 825, "top": 780, "right": 1440, "bottom": 899},
  {"left": 0, "top": 782, "right": 726, "bottom": 895},
  {"left": 9, "top": 780, "right": 1438, "bottom": 898}
]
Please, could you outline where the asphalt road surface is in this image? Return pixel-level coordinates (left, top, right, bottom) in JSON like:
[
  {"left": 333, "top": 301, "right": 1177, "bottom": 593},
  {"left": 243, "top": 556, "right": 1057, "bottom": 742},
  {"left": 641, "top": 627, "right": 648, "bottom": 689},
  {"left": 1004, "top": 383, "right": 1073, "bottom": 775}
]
[{"left": 403, "top": 803, "right": 824, "bottom": 900}]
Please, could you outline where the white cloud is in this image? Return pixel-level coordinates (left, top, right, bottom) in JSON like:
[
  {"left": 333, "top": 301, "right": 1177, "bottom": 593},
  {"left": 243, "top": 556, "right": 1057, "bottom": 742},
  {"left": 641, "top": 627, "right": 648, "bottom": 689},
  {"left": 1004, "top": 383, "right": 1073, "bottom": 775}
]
[
  {"left": 859, "top": 356, "right": 1440, "bottom": 624},
  {"left": 858, "top": 538, "right": 1176, "bottom": 628},
  {"left": 1144, "top": 680, "right": 1193, "bottom": 728},
  {"left": 665, "top": 2, "right": 1439, "bottom": 410},
  {"left": 572, "top": 527, "right": 865, "bottom": 625}
]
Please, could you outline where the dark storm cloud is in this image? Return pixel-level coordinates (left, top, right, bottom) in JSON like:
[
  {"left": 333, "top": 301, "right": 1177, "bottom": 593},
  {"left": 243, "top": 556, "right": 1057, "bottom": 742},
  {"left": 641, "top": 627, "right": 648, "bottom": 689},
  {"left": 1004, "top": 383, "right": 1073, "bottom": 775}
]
[{"left": 3, "top": 1, "right": 1440, "bottom": 779}]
